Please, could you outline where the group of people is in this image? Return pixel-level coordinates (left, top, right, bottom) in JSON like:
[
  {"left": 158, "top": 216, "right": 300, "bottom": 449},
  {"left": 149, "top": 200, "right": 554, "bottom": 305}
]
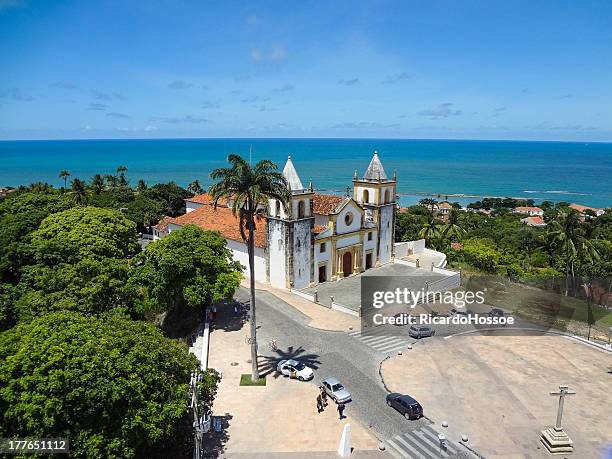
[{"left": 317, "top": 387, "right": 346, "bottom": 420}]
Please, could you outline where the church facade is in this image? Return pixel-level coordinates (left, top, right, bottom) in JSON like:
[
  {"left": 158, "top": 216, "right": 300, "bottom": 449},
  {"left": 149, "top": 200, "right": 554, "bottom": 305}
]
[{"left": 158, "top": 152, "right": 397, "bottom": 290}]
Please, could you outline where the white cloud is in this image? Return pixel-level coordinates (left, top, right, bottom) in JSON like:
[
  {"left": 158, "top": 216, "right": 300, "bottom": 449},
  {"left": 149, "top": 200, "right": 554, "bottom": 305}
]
[{"left": 418, "top": 103, "right": 462, "bottom": 120}]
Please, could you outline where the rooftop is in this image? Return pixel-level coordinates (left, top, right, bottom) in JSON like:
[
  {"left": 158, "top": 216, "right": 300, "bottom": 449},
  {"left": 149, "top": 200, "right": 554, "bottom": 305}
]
[
  {"left": 169, "top": 204, "right": 267, "bottom": 248},
  {"left": 362, "top": 151, "right": 388, "bottom": 181},
  {"left": 312, "top": 193, "right": 345, "bottom": 215},
  {"left": 282, "top": 156, "right": 304, "bottom": 192}
]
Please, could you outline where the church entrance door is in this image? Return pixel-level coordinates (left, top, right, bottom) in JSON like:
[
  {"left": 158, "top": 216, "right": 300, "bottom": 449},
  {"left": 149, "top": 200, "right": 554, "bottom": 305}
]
[{"left": 342, "top": 252, "right": 352, "bottom": 277}]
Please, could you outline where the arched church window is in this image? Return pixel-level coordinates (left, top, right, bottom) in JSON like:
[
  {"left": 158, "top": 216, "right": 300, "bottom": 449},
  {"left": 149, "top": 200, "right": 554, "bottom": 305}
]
[
  {"left": 363, "top": 189, "right": 369, "bottom": 203},
  {"left": 298, "top": 200, "right": 305, "bottom": 219},
  {"left": 275, "top": 200, "right": 281, "bottom": 218},
  {"left": 384, "top": 189, "right": 390, "bottom": 203}
]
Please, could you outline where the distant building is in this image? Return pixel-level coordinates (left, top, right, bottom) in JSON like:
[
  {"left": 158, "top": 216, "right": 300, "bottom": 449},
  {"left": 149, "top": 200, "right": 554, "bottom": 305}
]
[
  {"left": 569, "top": 203, "right": 604, "bottom": 218},
  {"left": 521, "top": 216, "right": 547, "bottom": 227},
  {"left": 157, "top": 152, "right": 396, "bottom": 289},
  {"left": 514, "top": 206, "right": 544, "bottom": 217},
  {"left": 436, "top": 201, "right": 453, "bottom": 216},
  {"left": 152, "top": 216, "right": 173, "bottom": 240}
]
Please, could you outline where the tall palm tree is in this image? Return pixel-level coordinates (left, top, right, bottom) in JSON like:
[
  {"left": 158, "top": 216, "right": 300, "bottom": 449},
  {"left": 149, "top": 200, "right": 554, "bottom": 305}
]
[
  {"left": 91, "top": 174, "right": 105, "bottom": 194},
  {"left": 59, "top": 170, "right": 71, "bottom": 191},
  {"left": 546, "top": 209, "right": 599, "bottom": 295},
  {"left": 418, "top": 217, "right": 440, "bottom": 245},
  {"left": 209, "top": 154, "right": 290, "bottom": 381},
  {"left": 441, "top": 209, "right": 466, "bottom": 241},
  {"left": 71, "top": 178, "right": 88, "bottom": 205},
  {"left": 104, "top": 174, "right": 118, "bottom": 190},
  {"left": 188, "top": 179, "right": 204, "bottom": 194},
  {"left": 136, "top": 179, "right": 147, "bottom": 193}
]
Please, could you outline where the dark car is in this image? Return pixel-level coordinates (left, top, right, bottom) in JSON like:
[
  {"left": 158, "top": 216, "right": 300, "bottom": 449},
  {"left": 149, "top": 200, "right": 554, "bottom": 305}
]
[
  {"left": 386, "top": 393, "right": 423, "bottom": 420},
  {"left": 489, "top": 308, "right": 504, "bottom": 317}
]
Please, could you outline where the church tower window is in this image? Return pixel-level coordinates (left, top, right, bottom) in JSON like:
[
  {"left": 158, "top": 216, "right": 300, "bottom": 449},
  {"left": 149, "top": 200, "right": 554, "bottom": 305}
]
[
  {"left": 362, "top": 189, "right": 369, "bottom": 203},
  {"left": 297, "top": 200, "right": 305, "bottom": 219},
  {"left": 275, "top": 201, "right": 281, "bottom": 218},
  {"left": 384, "top": 189, "right": 390, "bottom": 203}
]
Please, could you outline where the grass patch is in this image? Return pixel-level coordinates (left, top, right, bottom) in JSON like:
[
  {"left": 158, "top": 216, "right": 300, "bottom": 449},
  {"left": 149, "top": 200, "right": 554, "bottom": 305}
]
[{"left": 240, "top": 374, "right": 266, "bottom": 386}]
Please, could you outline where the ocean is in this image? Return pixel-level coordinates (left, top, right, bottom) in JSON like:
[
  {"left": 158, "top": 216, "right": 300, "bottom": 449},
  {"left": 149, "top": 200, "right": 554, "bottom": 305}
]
[{"left": 1, "top": 138, "right": 611, "bottom": 208}]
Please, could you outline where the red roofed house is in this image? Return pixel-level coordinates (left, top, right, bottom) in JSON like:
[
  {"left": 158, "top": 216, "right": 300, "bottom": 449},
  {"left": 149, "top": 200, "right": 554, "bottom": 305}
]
[
  {"left": 521, "top": 216, "right": 547, "bottom": 227},
  {"left": 160, "top": 152, "right": 396, "bottom": 289},
  {"left": 513, "top": 206, "right": 544, "bottom": 217},
  {"left": 569, "top": 203, "right": 605, "bottom": 218}
]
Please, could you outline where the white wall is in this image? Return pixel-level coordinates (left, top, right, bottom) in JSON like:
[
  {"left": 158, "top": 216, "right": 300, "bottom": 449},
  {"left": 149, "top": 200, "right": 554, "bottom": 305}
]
[
  {"left": 267, "top": 220, "right": 287, "bottom": 288},
  {"left": 378, "top": 205, "right": 394, "bottom": 264},
  {"left": 314, "top": 214, "right": 328, "bottom": 227},
  {"left": 336, "top": 234, "right": 360, "bottom": 249},
  {"left": 336, "top": 202, "right": 362, "bottom": 234},
  {"left": 314, "top": 240, "right": 331, "bottom": 283},
  {"left": 292, "top": 220, "right": 312, "bottom": 288},
  {"left": 394, "top": 239, "right": 425, "bottom": 258},
  {"left": 226, "top": 239, "right": 266, "bottom": 282}
]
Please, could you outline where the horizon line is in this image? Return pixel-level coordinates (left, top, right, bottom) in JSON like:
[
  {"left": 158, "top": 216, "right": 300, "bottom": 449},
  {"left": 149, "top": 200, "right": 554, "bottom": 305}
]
[{"left": 1, "top": 136, "right": 611, "bottom": 145}]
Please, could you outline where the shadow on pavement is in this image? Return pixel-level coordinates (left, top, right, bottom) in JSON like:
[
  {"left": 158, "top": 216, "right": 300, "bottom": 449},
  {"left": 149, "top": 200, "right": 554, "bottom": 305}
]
[
  {"left": 210, "top": 300, "right": 248, "bottom": 333},
  {"left": 202, "top": 413, "right": 233, "bottom": 458},
  {"left": 258, "top": 345, "right": 322, "bottom": 378}
]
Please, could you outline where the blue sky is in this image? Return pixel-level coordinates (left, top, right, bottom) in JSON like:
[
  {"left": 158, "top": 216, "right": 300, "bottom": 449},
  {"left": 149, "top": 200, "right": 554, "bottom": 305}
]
[{"left": 0, "top": 0, "right": 611, "bottom": 141}]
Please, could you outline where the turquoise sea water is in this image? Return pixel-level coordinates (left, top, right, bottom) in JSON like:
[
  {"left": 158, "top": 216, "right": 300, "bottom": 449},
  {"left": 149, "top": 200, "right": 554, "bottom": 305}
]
[{"left": 1, "top": 138, "right": 611, "bottom": 208}]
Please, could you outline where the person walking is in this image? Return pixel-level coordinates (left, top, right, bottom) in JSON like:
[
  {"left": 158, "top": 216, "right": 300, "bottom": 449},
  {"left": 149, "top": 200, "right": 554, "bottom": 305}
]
[
  {"left": 337, "top": 402, "right": 346, "bottom": 420},
  {"left": 317, "top": 394, "right": 324, "bottom": 413},
  {"left": 320, "top": 387, "right": 328, "bottom": 407}
]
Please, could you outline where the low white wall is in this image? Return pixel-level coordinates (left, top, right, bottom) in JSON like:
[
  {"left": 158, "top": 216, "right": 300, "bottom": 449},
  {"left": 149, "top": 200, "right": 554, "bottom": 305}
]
[
  {"left": 394, "top": 258, "right": 417, "bottom": 268},
  {"left": 332, "top": 302, "right": 360, "bottom": 317},
  {"left": 394, "top": 239, "right": 426, "bottom": 258},
  {"left": 290, "top": 289, "right": 316, "bottom": 302}
]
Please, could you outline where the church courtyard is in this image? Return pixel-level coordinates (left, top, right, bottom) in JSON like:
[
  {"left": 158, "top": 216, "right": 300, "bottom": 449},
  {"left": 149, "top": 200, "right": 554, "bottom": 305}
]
[
  {"left": 300, "top": 262, "right": 448, "bottom": 313},
  {"left": 381, "top": 335, "right": 612, "bottom": 458}
]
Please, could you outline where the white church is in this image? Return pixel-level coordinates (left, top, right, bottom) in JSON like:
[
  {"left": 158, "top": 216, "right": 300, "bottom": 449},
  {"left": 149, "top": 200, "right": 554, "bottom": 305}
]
[{"left": 154, "top": 152, "right": 398, "bottom": 290}]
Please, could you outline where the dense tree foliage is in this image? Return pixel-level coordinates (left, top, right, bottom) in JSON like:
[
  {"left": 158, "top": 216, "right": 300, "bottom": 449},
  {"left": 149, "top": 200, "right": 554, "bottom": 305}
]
[
  {"left": 0, "top": 192, "right": 73, "bottom": 282},
  {"left": 0, "top": 311, "right": 218, "bottom": 458},
  {"left": 130, "top": 225, "right": 242, "bottom": 316}
]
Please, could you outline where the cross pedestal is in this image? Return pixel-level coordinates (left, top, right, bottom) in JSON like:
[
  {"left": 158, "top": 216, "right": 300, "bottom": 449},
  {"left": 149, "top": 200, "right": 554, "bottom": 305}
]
[{"left": 540, "top": 385, "right": 575, "bottom": 455}]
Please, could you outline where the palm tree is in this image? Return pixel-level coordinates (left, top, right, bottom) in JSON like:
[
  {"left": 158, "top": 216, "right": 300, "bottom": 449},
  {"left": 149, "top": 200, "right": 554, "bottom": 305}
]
[
  {"left": 104, "top": 174, "right": 118, "bottom": 190},
  {"left": 116, "top": 165, "right": 128, "bottom": 188},
  {"left": 418, "top": 217, "right": 440, "bottom": 245},
  {"left": 136, "top": 179, "right": 147, "bottom": 193},
  {"left": 209, "top": 154, "right": 290, "bottom": 381},
  {"left": 546, "top": 209, "right": 599, "bottom": 295},
  {"left": 59, "top": 170, "right": 71, "bottom": 191},
  {"left": 188, "top": 179, "right": 204, "bottom": 194},
  {"left": 441, "top": 209, "right": 466, "bottom": 241},
  {"left": 71, "top": 178, "right": 88, "bottom": 205},
  {"left": 91, "top": 174, "right": 105, "bottom": 194}
]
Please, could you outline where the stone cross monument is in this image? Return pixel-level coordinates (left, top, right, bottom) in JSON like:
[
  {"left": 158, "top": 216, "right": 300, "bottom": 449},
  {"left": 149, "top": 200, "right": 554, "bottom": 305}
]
[{"left": 540, "top": 385, "right": 576, "bottom": 454}]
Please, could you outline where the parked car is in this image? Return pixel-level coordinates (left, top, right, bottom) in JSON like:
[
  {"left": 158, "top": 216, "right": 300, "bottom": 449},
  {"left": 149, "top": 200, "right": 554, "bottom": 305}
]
[
  {"left": 321, "top": 377, "right": 351, "bottom": 403},
  {"left": 450, "top": 308, "right": 469, "bottom": 317},
  {"left": 386, "top": 393, "right": 423, "bottom": 420},
  {"left": 408, "top": 325, "right": 435, "bottom": 339},
  {"left": 489, "top": 308, "right": 504, "bottom": 318},
  {"left": 277, "top": 359, "right": 314, "bottom": 381}
]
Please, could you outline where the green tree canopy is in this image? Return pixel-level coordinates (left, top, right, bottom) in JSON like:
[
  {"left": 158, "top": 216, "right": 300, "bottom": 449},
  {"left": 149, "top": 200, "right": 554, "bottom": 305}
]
[
  {"left": 129, "top": 225, "right": 242, "bottom": 315},
  {"left": 0, "top": 311, "right": 218, "bottom": 458},
  {"left": 30, "top": 206, "right": 139, "bottom": 265}
]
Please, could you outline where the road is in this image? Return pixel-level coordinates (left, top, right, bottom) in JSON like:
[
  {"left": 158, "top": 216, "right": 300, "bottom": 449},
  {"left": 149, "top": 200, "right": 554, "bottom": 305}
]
[{"left": 234, "top": 287, "right": 431, "bottom": 441}]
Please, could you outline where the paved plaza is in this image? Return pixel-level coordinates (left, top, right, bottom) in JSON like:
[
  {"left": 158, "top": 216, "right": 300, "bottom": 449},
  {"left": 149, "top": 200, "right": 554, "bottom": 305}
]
[
  {"left": 205, "top": 304, "right": 382, "bottom": 457},
  {"left": 301, "top": 262, "right": 447, "bottom": 312},
  {"left": 381, "top": 335, "right": 612, "bottom": 459}
]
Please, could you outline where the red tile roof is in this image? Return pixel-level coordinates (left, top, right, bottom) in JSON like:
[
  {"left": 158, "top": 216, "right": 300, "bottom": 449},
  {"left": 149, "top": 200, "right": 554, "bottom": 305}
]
[
  {"left": 569, "top": 203, "right": 600, "bottom": 213},
  {"left": 438, "top": 202, "right": 453, "bottom": 209},
  {"left": 170, "top": 205, "right": 267, "bottom": 248},
  {"left": 152, "top": 216, "right": 173, "bottom": 232},
  {"left": 521, "top": 216, "right": 546, "bottom": 226},
  {"left": 186, "top": 193, "right": 229, "bottom": 206},
  {"left": 314, "top": 225, "right": 328, "bottom": 234},
  {"left": 312, "top": 193, "right": 345, "bottom": 215}
]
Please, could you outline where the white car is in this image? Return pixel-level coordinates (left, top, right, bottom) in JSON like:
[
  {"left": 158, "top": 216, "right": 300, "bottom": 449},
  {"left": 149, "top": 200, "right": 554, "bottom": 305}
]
[{"left": 277, "top": 359, "right": 314, "bottom": 381}]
